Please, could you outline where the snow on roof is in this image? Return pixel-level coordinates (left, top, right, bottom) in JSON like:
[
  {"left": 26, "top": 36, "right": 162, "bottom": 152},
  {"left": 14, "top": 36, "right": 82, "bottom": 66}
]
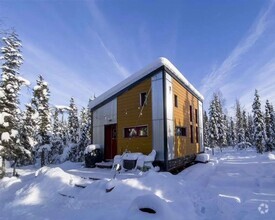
[{"left": 89, "top": 57, "right": 204, "bottom": 110}]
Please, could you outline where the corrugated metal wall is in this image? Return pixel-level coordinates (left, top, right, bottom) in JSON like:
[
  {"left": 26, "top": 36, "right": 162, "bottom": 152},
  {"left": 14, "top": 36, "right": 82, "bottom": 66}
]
[
  {"left": 165, "top": 72, "right": 175, "bottom": 160},
  {"left": 93, "top": 99, "right": 117, "bottom": 150},
  {"left": 151, "top": 71, "right": 164, "bottom": 161}
]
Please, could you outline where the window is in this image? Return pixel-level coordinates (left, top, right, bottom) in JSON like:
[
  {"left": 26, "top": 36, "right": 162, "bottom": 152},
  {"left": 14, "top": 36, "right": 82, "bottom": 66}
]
[
  {"left": 190, "top": 105, "right": 193, "bottom": 122},
  {"left": 124, "top": 126, "right": 148, "bottom": 138},
  {"left": 195, "top": 109, "right": 198, "bottom": 124},
  {"left": 175, "top": 126, "right": 187, "bottom": 136},
  {"left": 190, "top": 125, "right": 194, "bottom": 143},
  {"left": 140, "top": 92, "right": 147, "bottom": 106},
  {"left": 174, "top": 95, "right": 178, "bottom": 107},
  {"left": 196, "top": 126, "right": 199, "bottom": 143}
]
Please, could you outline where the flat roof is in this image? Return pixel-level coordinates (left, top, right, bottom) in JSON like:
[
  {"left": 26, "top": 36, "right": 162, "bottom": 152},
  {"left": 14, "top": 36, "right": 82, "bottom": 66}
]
[{"left": 89, "top": 57, "right": 204, "bottom": 110}]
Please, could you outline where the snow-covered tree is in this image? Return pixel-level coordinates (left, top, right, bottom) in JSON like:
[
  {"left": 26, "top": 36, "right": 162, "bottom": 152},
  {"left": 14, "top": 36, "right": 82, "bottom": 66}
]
[
  {"left": 203, "top": 111, "right": 210, "bottom": 148},
  {"left": 50, "top": 108, "right": 63, "bottom": 163},
  {"left": 252, "top": 90, "right": 265, "bottom": 154},
  {"left": 242, "top": 110, "right": 249, "bottom": 142},
  {"left": 208, "top": 93, "right": 226, "bottom": 152},
  {"left": 228, "top": 117, "right": 236, "bottom": 146},
  {"left": 0, "top": 32, "right": 30, "bottom": 176},
  {"left": 265, "top": 100, "right": 273, "bottom": 151},
  {"left": 208, "top": 95, "right": 219, "bottom": 150},
  {"left": 235, "top": 100, "right": 245, "bottom": 143},
  {"left": 32, "top": 75, "right": 51, "bottom": 166},
  {"left": 19, "top": 104, "right": 36, "bottom": 164},
  {"left": 68, "top": 97, "right": 79, "bottom": 144},
  {"left": 247, "top": 114, "right": 254, "bottom": 144}
]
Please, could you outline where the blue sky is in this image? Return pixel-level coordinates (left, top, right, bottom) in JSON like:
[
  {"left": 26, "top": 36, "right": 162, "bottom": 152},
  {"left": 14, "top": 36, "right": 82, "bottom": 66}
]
[{"left": 0, "top": 0, "right": 275, "bottom": 114}]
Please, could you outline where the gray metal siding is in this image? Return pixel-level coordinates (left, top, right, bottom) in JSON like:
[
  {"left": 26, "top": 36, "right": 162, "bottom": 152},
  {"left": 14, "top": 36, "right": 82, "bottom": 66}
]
[
  {"left": 151, "top": 71, "right": 164, "bottom": 161},
  {"left": 93, "top": 99, "right": 117, "bottom": 149},
  {"left": 165, "top": 72, "right": 175, "bottom": 160}
]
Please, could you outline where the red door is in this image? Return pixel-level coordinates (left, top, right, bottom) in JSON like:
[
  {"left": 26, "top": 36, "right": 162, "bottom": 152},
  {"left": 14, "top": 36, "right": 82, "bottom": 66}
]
[{"left": 104, "top": 124, "right": 117, "bottom": 160}]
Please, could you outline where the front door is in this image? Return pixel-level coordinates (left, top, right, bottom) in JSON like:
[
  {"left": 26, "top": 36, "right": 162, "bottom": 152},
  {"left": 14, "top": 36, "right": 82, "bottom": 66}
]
[{"left": 104, "top": 124, "right": 117, "bottom": 160}]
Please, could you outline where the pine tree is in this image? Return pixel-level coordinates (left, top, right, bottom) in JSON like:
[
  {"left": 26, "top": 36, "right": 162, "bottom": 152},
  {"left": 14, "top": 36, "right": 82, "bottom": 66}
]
[
  {"left": 208, "top": 94, "right": 220, "bottom": 153},
  {"left": 235, "top": 100, "right": 245, "bottom": 143},
  {"left": 247, "top": 114, "right": 254, "bottom": 144},
  {"left": 50, "top": 108, "right": 63, "bottom": 163},
  {"left": 68, "top": 97, "right": 79, "bottom": 144},
  {"left": 242, "top": 110, "right": 249, "bottom": 142},
  {"left": 270, "top": 104, "right": 275, "bottom": 150},
  {"left": 19, "top": 104, "right": 36, "bottom": 164},
  {"left": 32, "top": 75, "right": 51, "bottom": 166},
  {"left": 0, "top": 32, "right": 30, "bottom": 176},
  {"left": 252, "top": 90, "right": 265, "bottom": 154},
  {"left": 215, "top": 94, "right": 226, "bottom": 148},
  {"left": 208, "top": 93, "right": 227, "bottom": 153},
  {"left": 229, "top": 117, "right": 236, "bottom": 146},
  {"left": 203, "top": 111, "right": 210, "bottom": 148},
  {"left": 265, "top": 100, "right": 273, "bottom": 151}
]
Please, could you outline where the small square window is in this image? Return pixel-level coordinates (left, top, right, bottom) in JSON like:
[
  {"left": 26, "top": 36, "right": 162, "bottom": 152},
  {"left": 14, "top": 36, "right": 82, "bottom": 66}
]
[{"left": 175, "top": 126, "right": 186, "bottom": 136}]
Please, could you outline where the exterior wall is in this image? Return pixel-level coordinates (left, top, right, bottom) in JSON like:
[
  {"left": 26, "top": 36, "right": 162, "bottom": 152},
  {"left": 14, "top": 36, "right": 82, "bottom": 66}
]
[
  {"left": 172, "top": 77, "right": 200, "bottom": 158},
  {"left": 117, "top": 78, "right": 152, "bottom": 155},
  {"left": 93, "top": 99, "right": 117, "bottom": 151},
  {"left": 165, "top": 73, "right": 175, "bottom": 160},
  {"left": 151, "top": 71, "right": 164, "bottom": 161}
]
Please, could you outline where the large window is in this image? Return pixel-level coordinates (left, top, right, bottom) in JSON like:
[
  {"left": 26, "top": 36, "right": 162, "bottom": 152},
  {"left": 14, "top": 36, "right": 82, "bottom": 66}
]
[
  {"left": 140, "top": 92, "right": 147, "bottom": 106},
  {"left": 175, "top": 126, "right": 187, "bottom": 136},
  {"left": 124, "top": 126, "right": 148, "bottom": 138}
]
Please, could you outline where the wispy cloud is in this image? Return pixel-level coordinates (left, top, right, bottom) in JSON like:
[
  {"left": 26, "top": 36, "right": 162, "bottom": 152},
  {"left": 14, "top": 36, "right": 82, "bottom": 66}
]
[
  {"left": 200, "top": 1, "right": 275, "bottom": 103},
  {"left": 200, "top": 1, "right": 275, "bottom": 112},
  {"left": 86, "top": 1, "right": 130, "bottom": 78},
  {"left": 20, "top": 41, "right": 96, "bottom": 108},
  {"left": 95, "top": 32, "right": 129, "bottom": 78}
]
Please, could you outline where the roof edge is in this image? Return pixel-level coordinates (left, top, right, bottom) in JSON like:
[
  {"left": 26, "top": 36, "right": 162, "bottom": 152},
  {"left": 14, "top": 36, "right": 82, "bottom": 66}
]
[{"left": 89, "top": 57, "right": 204, "bottom": 110}]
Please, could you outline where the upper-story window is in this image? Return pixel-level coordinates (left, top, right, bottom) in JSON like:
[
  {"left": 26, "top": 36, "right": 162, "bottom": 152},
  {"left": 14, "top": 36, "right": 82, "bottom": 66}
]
[
  {"left": 190, "top": 105, "right": 193, "bottom": 122},
  {"left": 174, "top": 95, "right": 178, "bottom": 107},
  {"left": 140, "top": 92, "right": 147, "bottom": 106},
  {"left": 195, "top": 109, "right": 198, "bottom": 124}
]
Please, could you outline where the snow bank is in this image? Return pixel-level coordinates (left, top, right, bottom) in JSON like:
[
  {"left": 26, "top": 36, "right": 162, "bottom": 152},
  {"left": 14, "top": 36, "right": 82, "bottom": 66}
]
[{"left": 195, "top": 153, "right": 210, "bottom": 163}]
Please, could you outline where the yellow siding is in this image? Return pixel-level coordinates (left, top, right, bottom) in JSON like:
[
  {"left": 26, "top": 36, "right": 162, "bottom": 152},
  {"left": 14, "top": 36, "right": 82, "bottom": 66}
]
[
  {"left": 117, "top": 79, "right": 153, "bottom": 154},
  {"left": 173, "top": 79, "right": 200, "bottom": 157}
]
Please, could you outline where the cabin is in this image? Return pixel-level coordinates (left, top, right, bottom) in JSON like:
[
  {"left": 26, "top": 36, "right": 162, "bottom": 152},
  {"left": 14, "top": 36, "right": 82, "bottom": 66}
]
[{"left": 89, "top": 57, "right": 204, "bottom": 171}]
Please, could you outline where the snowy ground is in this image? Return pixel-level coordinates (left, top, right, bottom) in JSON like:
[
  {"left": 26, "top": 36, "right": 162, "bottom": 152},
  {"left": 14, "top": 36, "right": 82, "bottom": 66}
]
[{"left": 1, "top": 147, "right": 275, "bottom": 220}]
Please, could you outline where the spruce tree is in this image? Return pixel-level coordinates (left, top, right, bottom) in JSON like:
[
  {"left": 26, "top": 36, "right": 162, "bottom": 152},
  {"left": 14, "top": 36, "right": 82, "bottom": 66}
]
[
  {"left": 208, "top": 94, "right": 219, "bottom": 153},
  {"left": 203, "top": 111, "right": 210, "bottom": 148},
  {"left": 229, "top": 117, "right": 236, "bottom": 146},
  {"left": 0, "top": 32, "right": 30, "bottom": 176},
  {"left": 19, "top": 104, "right": 36, "bottom": 164},
  {"left": 50, "top": 108, "right": 63, "bottom": 163},
  {"left": 252, "top": 90, "right": 265, "bottom": 153},
  {"left": 242, "top": 110, "right": 249, "bottom": 143},
  {"left": 68, "top": 97, "right": 79, "bottom": 144},
  {"left": 265, "top": 100, "right": 273, "bottom": 151},
  {"left": 235, "top": 100, "right": 245, "bottom": 143},
  {"left": 247, "top": 114, "right": 254, "bottom": 144},
  {"left": 32, "top": 75, "right": 51, "bottom": 166}
]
